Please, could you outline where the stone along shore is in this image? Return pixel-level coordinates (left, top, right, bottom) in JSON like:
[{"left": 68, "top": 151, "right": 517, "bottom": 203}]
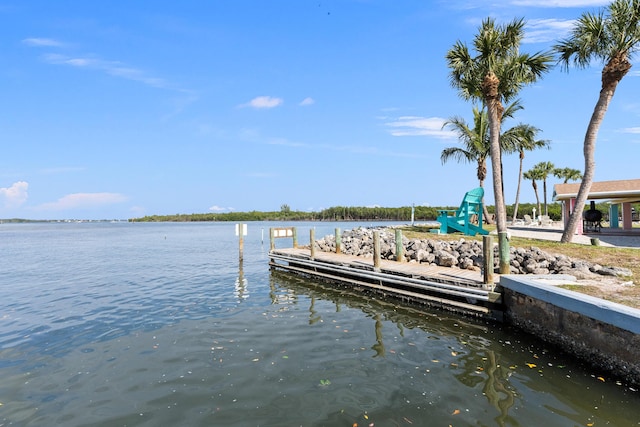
[{"left": 314, "top": 227, "right": 632, "bottom": 280}]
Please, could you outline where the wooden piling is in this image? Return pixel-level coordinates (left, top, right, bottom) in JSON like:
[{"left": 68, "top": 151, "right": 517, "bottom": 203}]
[
  {"left": 335, "top": 228, "right": 342, "bottom": 254},
  {"left": 310, "top": 228, "right": 315, "bottom": 259},
  {"left": 293, "top": 227, "right": 298, "bottom": 249},
  {"left": 483, "top": 235, "right": 494, "bottom": 286},
  {"left": 373, "top": 230, "right": 381, "bottom": 272},
  {"left": 498, "top": 232, "right": 510, "bottom": 274},
  {"left": 269, "top": 227, "right": 275, "bottom": 251},
  {"left": 395, "top": 229, "right": 404, "bottom": 262}
]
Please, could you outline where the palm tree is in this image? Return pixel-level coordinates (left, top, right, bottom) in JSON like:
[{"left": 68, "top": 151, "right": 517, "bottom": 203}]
[
  {"left": 553, "top": 167, "right": 582, "bottom": 183},
  {"left": 446, "top": 17, "right": 553, "bottom": 272},
  {"left": 555, "top": 0, "right": 640, "bottom": 243},
  {"left": 441, "top": 102, "right": 523, "bottom": 224},
  {"left": 530, "top": 161, "right": 556, "bottom": 216},
  {"left": 523, "top": 167, "right": 543, "bottom": 218},
  {"left": 504, "top": 125, "right": 549, "bottom": 222}
]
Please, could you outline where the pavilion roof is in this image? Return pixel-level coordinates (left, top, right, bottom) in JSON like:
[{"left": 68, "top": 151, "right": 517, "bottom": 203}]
[{"left": 553, "top": 178, "right": 640, "bottom": 203}]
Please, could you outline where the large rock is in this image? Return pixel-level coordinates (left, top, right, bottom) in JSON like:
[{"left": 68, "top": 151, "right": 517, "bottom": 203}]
[{"left": 315, "top": 227, "right": 631, "bottom": 279}]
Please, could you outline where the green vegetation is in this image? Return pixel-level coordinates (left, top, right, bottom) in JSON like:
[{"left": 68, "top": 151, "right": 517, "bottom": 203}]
[
  {"left": 133, "top": 205, "right": 441, "bottom": 222},
  {"left": 131, "top": 201, "right": 637, "bottom": 223}
]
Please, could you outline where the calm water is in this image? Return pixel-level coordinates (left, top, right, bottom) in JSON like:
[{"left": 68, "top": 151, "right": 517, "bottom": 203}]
[{"left": 0, "top": 221, "right": 638, "bottom": 427}]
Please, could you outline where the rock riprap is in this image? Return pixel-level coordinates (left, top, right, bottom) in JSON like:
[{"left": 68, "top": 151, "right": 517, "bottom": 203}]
[{"left": 314, "top": 227, "right": 632, "bottom": 279}]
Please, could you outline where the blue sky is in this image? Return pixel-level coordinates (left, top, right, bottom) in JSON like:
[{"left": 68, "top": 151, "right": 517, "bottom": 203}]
[{"left": 2, "top": 0, "right": 639, "bottom": 220}]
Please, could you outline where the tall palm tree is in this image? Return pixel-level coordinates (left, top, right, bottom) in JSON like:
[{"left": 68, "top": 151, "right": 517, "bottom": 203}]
[
  {"left": 553, "top": 167, "right": 582, "bottom": 183},
  {"left": 530, "top": 161, "right": 556, "bottom": 216},
  {"left": 441, "top": 102, "right": 523, "bottom": 224},
  {"left": 446, "top": 17, "right": 553, "bottom": 272},
  {"left": 505, "top": 125, "right": 549, "bottom": 222},
  {"left": 523, "top": 167, "right": 543, "bottom": 218},
  {"left": 555, "top": 0, "right": 640, "bottom": 242}
]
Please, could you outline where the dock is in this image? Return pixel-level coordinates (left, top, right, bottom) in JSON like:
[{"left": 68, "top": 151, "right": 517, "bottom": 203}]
[{"left": 269, "top": 247, "right": 503, "bottom": 320}]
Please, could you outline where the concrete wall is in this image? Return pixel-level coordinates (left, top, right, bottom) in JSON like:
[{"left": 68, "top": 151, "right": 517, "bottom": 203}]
[{"left": 500, "top": 275, "right": 640, "bottom": 386}]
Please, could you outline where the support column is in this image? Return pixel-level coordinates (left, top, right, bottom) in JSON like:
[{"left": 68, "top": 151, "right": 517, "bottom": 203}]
[
  {"left": 622, "top": 202, "right": 633, "bottom": 230},
  {"left": 609, "top": 204, "right": 619, "bottom": 229}
]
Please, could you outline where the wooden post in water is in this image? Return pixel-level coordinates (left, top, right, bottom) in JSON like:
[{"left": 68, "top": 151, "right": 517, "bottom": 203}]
[
  {"left": 395, "top": 229, "right": 404, "bottom": 262},
  {"left": 292, "top": 227, "right": 298, "bottom": 249},
  {"left": 236, "top": 223, "right": 246, "bottom": 263},
  {"left": 269, "top": 228, "right": 275, "bottom": 251},
  {"left": 335, "top": 228, "right": 341, "bottom": 254},
  {"left": 482, "top": 235, "right": 494, "bottom": 287},
  {"left": 310, "top": 228, "right": 315, "bottom": 260},
  {"left": 373, "top": 230, "right": 381, "bottom": 272}
]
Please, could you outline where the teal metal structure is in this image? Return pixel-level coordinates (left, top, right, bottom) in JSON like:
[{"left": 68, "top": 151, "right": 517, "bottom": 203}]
[{"left": 437, "top": 187, "right": 489, "bottom": 236}]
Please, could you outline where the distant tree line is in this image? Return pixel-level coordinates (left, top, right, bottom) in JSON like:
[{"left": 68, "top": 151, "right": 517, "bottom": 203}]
[{"left": 131, "top": 201, "right": 632, "bottom": 223}]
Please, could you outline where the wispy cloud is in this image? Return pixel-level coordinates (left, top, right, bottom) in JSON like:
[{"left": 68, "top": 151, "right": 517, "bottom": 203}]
[
  {"left": 239, "top": 128, "right": 429, "bottom": 158},
  {"left": 620, "top": 127, "right": 640, "bottom": 134},
  {"left": 36, "top": 192, "right": 128, "bottom": 211},
  {"left": 384, "top": 116, "right": 455, "bottom": 138},
  {"left": 299, "top": 97, "right": 315, "bottom": 106},
  {"left": 42, "top": 53, "right": 170, "bottom": 88},
  {"left": 524, "top": 19, "right": 576, "bottom": 43},
  {"left": 0, "top": 181, "right": 28, "bottom": 208},
  {"left": 39, "top": 166, "right": 86, "bottom": 175},
  {"left": 510, "top": 0, "right": 609, "bottom": 6},
  {"left": 209, "top": 205, "right": 235, "bottom": 212},
  {"left": 24, "top": 38, "right": 197, "bottom": 111},
  {"left": 240, "top": 96, "right": 284, "bottom": 109},
  {"left": 265, "top": 136, "right": 428, "bottom": 158},
  {"left": 22, "top": 37, "right": 65, "bottom": 47}
]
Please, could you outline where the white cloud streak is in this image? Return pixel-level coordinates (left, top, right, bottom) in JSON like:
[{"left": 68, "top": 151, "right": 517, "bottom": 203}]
[
  {"left": 385, "top": 116, "right": 456, "bottom": 138},
  {"left": 524, "top": 19, "right": 576, "bottom": 43},
  {"left": 37, "top": 192, "right": 128, "bottom": 211},
  {"left": 209, "top": 205, "right": 235, "bottom": 212},
  {"left": 42, "top": 53, "right": 170, "bottom": 88},
  {"left": 299, "top": 97, "right": 315, "bottom": 106},
  {"left": 621, "top": 127, "right": 640, "bottom": 134},
  {"left": 22, "top": 37, "right": 64, "bottom": 47},
  {"left": 0, "top": 181, "right": 29, "bottom": 208},
  {"left": 241, "top": 96, "right": 284, "bottom": 109},
  {"left": 510, "top": 0, "right": 609, "bottom": 6}
]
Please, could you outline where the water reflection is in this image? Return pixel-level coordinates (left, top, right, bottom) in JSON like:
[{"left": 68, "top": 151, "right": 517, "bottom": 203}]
[
  {"left": 234, "top": 259, "right": 248, "bottom": 300},
  {"left": 371, "top": 313, "right": 385, "bottom": 358},
  {"left": 269, "top": 270, "right": 640, "bottom": 426}
]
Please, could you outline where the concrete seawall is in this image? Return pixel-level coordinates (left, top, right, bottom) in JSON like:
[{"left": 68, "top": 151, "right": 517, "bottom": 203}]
[{"left": 500, "top": 275, "right": 640, "bottom": 385}]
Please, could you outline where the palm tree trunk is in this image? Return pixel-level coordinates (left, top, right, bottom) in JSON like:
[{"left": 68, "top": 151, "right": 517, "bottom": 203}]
[
  {"left": 543, "top": 179, "right": 548, "bottom": 216},
  {"left": 561, "top": 83, "right": 617, "bottom": 242},
  {"left": 483, "top": 72, "right": 509, "bottom": 273},
  {"left": 488, "top": 105, "right": 506, "bottom": 233},
  {"left": 512, "top": 152, "right": 524, "bottom": 221},
  {"left": 479, "top": 181, "right": 494, "bottom": 225},
  {"left": 532, "top": 181, "right": 541, "bottom": 217}
]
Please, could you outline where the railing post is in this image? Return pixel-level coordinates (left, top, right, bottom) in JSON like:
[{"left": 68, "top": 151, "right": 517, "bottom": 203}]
[
  {"left": 335, "top": 228, "right": 341, "bottom": 254},
  {"left": 395, "top": 229, "right": 404, "bottom": 262},
  {"left": 373, "top": 230, "right": 381, "bottom": 272},
  {"left": 292, "top": 227, "right": 298, "bottom": 248},
  {"left": 310, "top": 228, "right": 315, "bottom": 260},
  {"left": 483, "top": 235, "right": 494, "bottom": 287}
]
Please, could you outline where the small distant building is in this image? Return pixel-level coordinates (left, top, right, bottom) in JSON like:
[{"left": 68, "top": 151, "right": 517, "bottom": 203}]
[{"left": 553, "top": 178, "right": 640, "bottom": 234}]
